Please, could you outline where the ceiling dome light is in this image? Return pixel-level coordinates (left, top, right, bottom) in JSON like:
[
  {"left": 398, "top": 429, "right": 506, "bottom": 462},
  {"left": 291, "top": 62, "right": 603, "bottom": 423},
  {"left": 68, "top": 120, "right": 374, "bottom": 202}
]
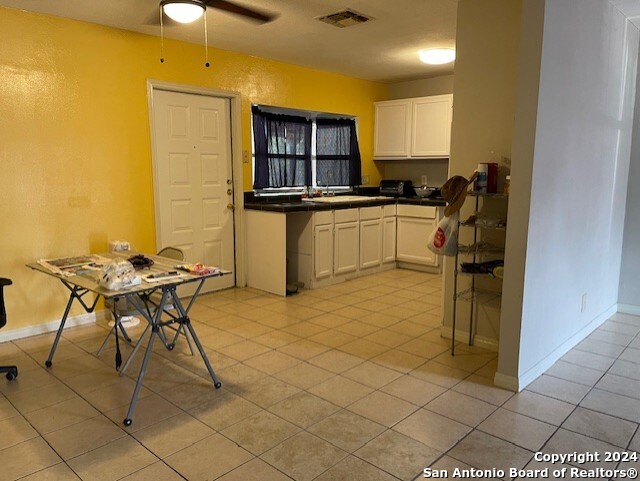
[
  {"left": 419, "top": 48, "right": 456, "bottom": 65},
  {"left": 162, "top": 0, "right": 205, "bottom": 23}
]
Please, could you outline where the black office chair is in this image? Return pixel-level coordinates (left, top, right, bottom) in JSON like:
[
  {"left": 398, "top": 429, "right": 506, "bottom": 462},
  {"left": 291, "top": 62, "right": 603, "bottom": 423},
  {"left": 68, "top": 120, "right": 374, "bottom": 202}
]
[{"left": 0, "top": 278, "right": 18, "bottom": 381}]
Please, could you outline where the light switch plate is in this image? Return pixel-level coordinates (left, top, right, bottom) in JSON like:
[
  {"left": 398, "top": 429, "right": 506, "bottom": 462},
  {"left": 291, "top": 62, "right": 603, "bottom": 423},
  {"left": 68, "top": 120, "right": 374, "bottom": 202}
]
[{"left": 361, "top": 175, "right": 370, "bottom": 185}]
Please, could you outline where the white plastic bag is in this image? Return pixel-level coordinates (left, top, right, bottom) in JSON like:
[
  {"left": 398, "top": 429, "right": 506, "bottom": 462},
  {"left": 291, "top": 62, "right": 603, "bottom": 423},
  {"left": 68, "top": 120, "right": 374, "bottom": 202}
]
[
  {"left": 99, "top": 260, "right": 141, "bottom": 290},
  {"left": 427, "top": 211, "right": 459, "bottom": 257}
]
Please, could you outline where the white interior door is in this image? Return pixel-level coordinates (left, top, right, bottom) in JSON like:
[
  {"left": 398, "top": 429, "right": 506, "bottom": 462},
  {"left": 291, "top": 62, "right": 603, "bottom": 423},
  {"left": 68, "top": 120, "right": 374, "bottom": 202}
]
[{"left": 152, "top": 89, "right": 235, "bottom": 293}]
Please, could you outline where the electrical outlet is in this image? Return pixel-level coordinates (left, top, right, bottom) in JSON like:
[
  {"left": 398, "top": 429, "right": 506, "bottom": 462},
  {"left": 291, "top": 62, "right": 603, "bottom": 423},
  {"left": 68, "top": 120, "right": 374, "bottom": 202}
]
[
  {"left": 581, "top": 293, "right": 587, "bottom": 313},
  {"left": 361, "top": 175, "right": 370, "bottom": 185}
]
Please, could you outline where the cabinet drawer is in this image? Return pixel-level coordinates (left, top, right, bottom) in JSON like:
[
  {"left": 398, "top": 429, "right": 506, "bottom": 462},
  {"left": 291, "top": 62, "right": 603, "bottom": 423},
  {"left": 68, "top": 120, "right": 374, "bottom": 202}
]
[
  {"left": 314, "top": 211, "right": 333, "bottom": 226},
  {"left": 334, "top": 208, "right": 359, "bottom": 224},
  {"left": 383, "top": 204, "right": 397, "bottom": 217},
  {"left": 359, "top": 206, "right": 382, "bottom": 221},
  {"left": 396, "top": 204, "right": 437, "bottom": 219}
]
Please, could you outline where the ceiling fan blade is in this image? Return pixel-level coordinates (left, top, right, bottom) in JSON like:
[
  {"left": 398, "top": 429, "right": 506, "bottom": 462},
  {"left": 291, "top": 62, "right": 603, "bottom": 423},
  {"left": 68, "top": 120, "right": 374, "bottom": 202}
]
[{"left": 204, "top": 0, "right": 277, "bottom": 24}]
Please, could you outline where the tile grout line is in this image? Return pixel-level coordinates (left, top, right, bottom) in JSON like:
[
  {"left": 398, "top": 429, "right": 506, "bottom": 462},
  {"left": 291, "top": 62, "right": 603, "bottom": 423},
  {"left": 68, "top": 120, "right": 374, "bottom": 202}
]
[{"left": 3, "top": 273, "right": 640, "bottom": 481}]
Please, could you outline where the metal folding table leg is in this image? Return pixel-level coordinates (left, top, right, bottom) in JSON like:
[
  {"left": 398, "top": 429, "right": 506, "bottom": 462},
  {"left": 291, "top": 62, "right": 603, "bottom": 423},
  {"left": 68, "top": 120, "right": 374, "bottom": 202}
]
[
  {"left": 123, "top": 324, "right": 158, "bottom": 426},
  {"left": 46, "top": 283, "right": 99, "bottom": 367},
  {"left": 122, "top": 291, "right": 168, "bottom": 425},
  {"left": 118, "top": 323, "right": 151, "bottom": 377},
  {"left": 118, "top": 292, "right": 162, "bottom": 376},
  {"left": 45, "top": 290, "right": 75, "bottom": 367},
  {"left": 171, "top": 288, "right": 222, "bottom": 388},
  {"left": 183, "top": 319, "right": 222, "bottom": 388},
  {"left": 97, "top": 313, "right": 134, "bottom": 358},
  {"left": 121, "top": 285, "right": 222, "bottom": 426}
]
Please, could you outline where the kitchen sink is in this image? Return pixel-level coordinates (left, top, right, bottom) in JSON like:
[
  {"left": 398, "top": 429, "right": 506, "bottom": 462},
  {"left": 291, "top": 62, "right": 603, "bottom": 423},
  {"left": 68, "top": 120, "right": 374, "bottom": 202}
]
[{"left": 301, "top": 195, "right": 387, "bottom": 203}]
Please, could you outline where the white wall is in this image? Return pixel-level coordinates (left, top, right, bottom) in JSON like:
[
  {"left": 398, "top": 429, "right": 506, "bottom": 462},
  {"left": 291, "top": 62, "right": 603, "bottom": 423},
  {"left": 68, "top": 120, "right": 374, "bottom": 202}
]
[
  {"left": 497, "top": 0, "right": 639, "bottom": 389},
  {"left": 618, "top": 50, "right": 640, "bottom": 311},
  {"left": 443, "top": 0, "right": 522, "bottom": 350}
]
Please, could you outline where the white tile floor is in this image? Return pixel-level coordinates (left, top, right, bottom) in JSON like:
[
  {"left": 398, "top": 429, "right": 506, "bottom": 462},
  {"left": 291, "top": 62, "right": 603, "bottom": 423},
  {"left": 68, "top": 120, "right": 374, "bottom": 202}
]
[{"left": 0, "top": 270, "right": 638, "bottom": 480}]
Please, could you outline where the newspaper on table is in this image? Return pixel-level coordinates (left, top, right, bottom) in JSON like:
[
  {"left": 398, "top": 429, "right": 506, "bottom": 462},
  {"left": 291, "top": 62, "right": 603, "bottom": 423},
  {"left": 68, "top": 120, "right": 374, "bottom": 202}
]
[{"left": 38, "top": 255, "right": 111, "bottom": 277}]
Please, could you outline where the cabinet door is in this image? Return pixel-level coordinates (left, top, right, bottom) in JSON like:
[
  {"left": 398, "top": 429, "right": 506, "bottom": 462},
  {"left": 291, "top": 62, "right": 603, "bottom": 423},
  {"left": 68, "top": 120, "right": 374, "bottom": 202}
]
[
  {"left": 396, "top": 216, "right": 438, "bottom": 266},
  {"left": 382, "top": 216, "right": 397, "bottom": 263},
  {"left": 411, "top": 94, "right": 453, "bottom": 157},
  {"left": 373, "top": 100, "right": 412, "bottom": 158},
  {"left": 314, "top": 224, "right": 333, "bottom": 279},
  {"left": 334, "top": 221, "right": 359, "bottom": 275},
  {"left": 360, "top": 218, "right": 382, "bottom": 269}
]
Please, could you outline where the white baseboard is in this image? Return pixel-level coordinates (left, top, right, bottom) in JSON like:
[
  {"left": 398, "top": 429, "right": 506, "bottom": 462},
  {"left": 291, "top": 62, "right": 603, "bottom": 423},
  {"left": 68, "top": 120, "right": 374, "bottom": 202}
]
[
  {"left": 0, "top": 310, "right": 107, "bottom": 343},
  {"left": 439, "top": 325, "right": 499, "bottom": 352},
  {"left": 617, "top": 304, "right": 640, "bottom": 316},
  {"left": 493, "top": 303, "right": 617, "bottom": 392},
  {"left": 493, "top": 372, "right": 520, "bottom": 392},
  {"left": 396, "top": 261, "right": 441, "bottom": 274}
]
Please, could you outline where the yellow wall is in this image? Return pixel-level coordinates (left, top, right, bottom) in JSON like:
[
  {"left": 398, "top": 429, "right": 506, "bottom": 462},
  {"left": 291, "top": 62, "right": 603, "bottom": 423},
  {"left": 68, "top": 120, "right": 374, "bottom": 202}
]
[{"left": 0, "top": 7, "right": 387, "bottom": 331}]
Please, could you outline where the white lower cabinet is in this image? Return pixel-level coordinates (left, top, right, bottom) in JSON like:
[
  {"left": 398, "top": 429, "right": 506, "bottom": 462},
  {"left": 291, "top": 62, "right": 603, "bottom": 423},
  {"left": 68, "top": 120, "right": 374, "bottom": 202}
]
[
  {"left": 333, "top": 208, "right": 359, "bottom": 276},
  {"left": 334, "top": 221, "right": 359, "bottom": 275},
  {"left": 309, "top": 207, "right": 393, "bottom": 287},
  {"left": 396, "top": 205, "right": 439, "bottom": 267},
  {"left": 359, "top": 219, "right": 382, "bottom": 269},
  {"left": 247, "top": 202, "right": 441, "bottom": 296},
  {"left": 359, "top": 206, "right": 383, "bottom": 270},
  {"left": 382, "top": 204, "right": 397, "bottom": 264},
  {"left": 314, "top": 223, "right": 333, "bottom": 280}
]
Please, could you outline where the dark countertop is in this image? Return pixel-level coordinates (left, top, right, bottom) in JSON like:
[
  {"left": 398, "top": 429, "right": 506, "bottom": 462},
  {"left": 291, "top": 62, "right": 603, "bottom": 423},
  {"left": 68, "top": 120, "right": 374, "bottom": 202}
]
[
  {"left": 396, "top": 197, "right": 447, "bottom": 207},
  {"left": 244, "top": 195, "right": 446, "bottom": 213}
]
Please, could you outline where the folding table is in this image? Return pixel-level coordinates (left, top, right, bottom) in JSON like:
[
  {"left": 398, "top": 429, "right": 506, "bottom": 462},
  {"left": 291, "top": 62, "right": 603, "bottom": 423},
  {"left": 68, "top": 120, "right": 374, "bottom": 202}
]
[{"left": 27, "top": 252, "right": 229, "bottom": 426}]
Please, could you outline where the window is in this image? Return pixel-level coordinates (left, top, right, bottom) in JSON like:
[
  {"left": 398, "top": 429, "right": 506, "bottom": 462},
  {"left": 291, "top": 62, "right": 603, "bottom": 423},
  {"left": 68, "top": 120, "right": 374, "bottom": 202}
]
[
  {"left": 252, "top": 106, "right": 312, "bottom": 189},
  {"left": 252, "top": 105, "right": 361, "bottom": 191},
  {"left": 316, "top": 118, "right": 361, "bottom": 187}
]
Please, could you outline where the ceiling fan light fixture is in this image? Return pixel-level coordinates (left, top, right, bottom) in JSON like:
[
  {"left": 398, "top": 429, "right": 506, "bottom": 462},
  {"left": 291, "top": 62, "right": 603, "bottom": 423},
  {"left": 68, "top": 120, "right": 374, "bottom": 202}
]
[
  {"left": 419, "top": 48, "right": 456, "bottom": 65},
  {"left": 162, "top": 0, "right": 205, "bottom": 23}
]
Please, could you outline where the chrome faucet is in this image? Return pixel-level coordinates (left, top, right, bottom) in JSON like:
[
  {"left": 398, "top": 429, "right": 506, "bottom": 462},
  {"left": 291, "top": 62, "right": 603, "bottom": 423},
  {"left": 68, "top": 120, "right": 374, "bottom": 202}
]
[{"left": 325, "top": 171, "right": 333, "bottom": 196}]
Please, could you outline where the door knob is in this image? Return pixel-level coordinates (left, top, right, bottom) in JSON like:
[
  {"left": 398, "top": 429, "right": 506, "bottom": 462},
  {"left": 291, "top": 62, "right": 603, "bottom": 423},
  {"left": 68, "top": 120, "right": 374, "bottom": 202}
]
[
  {"left": 227, "top": 189, "right": 233, "bottom": 195},
  {"left": 226, "top": 179, "right": 232, "bottom": 185},
  {"left": 227, "top": 203, "right": 235, "bottom": 211}
]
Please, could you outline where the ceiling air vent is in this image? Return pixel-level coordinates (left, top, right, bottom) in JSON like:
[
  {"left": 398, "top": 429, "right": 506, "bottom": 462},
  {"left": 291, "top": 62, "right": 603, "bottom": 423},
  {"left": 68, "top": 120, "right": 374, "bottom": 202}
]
[{"left": 317, "top": 9, "right": 373, "bottom": 28}]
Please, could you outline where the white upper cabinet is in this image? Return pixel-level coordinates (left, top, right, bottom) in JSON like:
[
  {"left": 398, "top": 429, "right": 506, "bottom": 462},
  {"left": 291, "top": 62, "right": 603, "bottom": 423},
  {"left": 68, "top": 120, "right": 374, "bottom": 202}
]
[
  {"left": 411, "top": 95, "right": 453, "bottom": 157},
  {"left": 374, "top": 94, "right": 453, "bottom": 159},
  {"left": 373, "top": 100, "right": 412, "bottom": 157}
]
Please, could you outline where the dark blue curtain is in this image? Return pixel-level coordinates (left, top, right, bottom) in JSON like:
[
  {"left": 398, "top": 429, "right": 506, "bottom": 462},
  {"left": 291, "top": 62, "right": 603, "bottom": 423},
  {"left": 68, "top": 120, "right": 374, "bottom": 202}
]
[
  {"left": 252, "top": 106, "right": 312, "bottom": 188},
  {"left": 315, "top": 118, "right": 361, "bottom": 187}
]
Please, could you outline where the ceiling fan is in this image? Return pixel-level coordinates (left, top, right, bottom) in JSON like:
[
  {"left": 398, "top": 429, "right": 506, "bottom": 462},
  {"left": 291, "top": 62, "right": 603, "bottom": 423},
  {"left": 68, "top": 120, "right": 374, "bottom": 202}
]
[
  {"left": 154, "top": 0, "right": 276, "bottom": 25},
  {"left": 152, "top": 0, "right": 276, "bottom": 67}
]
